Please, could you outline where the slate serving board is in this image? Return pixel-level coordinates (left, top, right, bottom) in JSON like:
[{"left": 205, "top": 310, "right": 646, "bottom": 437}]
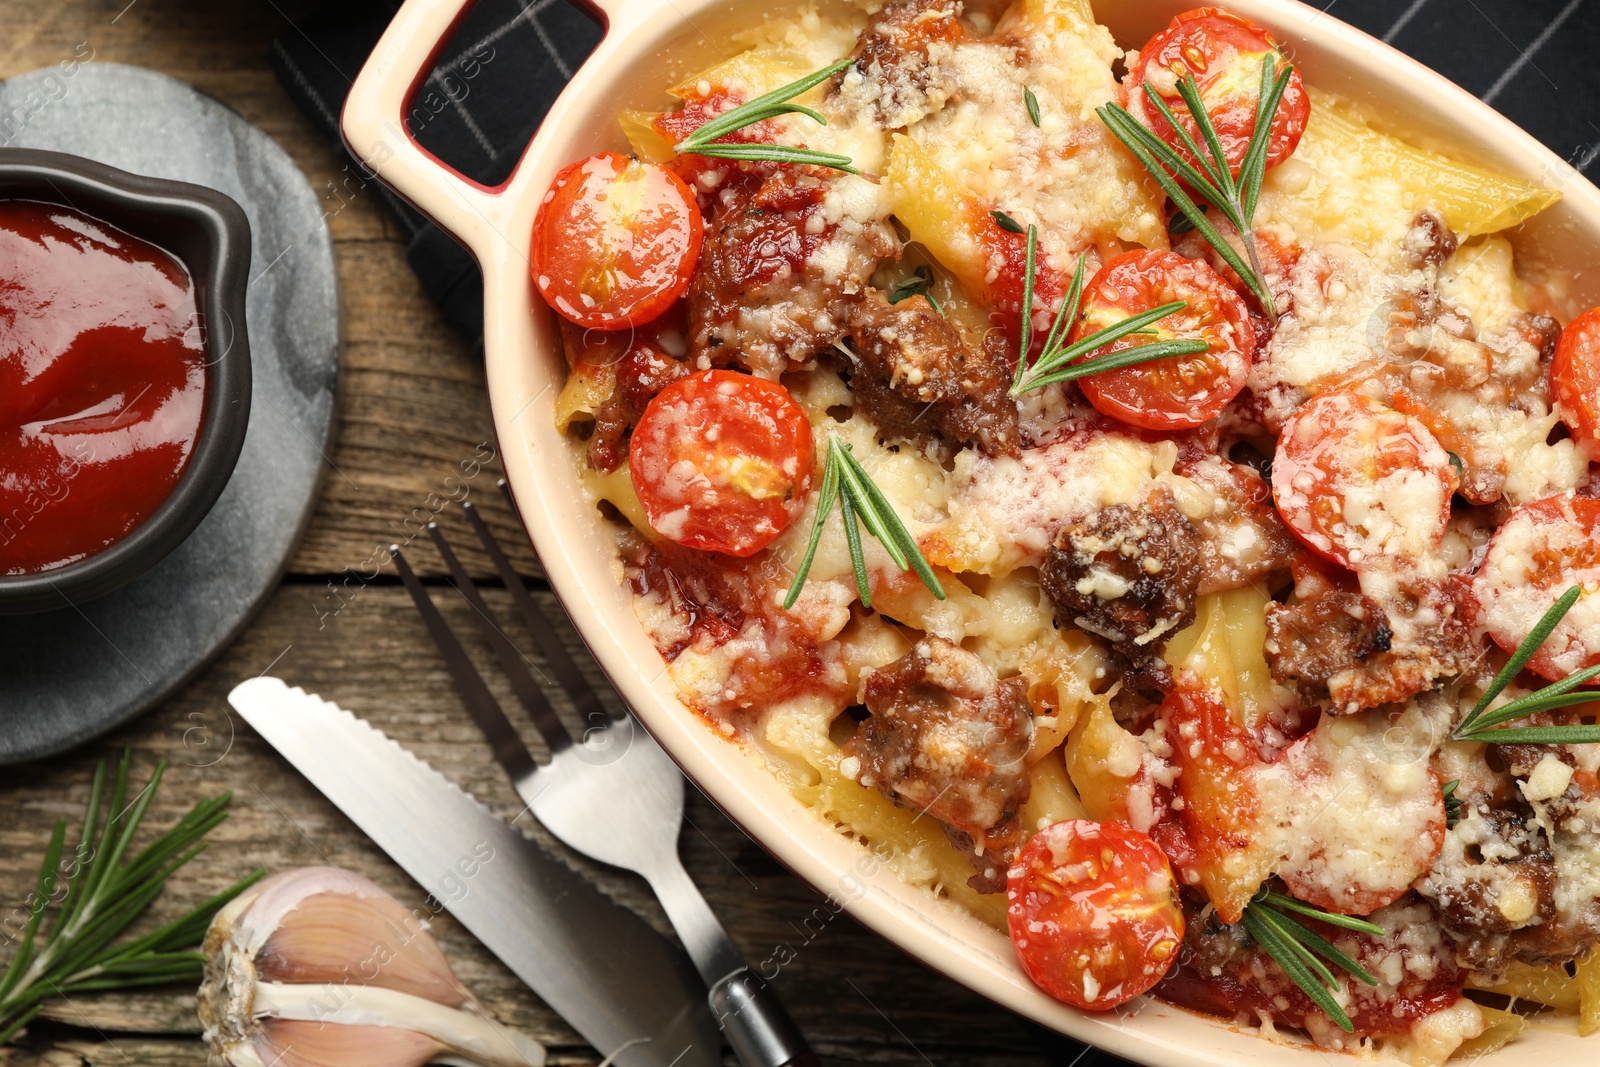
[{"left": 0, "top": 63, "right": 338, "bottom": 765}]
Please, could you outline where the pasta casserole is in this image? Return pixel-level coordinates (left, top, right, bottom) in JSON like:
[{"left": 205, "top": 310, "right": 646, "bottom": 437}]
[{"left": 527, "top": 2, "right": 1600, "bottom": 1060}]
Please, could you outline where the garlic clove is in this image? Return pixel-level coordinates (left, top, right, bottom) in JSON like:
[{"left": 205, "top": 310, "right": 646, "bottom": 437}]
[
  {"left": 255, "top": 881, "right": 466, "bottom": 1005},
  {"left": 256, "top": 1020, "right": 446, "bottom": 1067},
  {"left": 200, "top": 866, "right": 544, "bottom": 1067}
]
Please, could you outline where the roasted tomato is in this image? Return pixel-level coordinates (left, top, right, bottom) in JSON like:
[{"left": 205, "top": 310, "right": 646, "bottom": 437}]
[
  {"left": 1006, "top": 819, "right": 1185, "bottom": 1011},
  {"left": 1272, "top": 391, "right": 1458, "bottom": 570},
  {"left": 1474, "top": 495, "right": 1600, "bottom": 680},
  {"left": 532, "top": 153, "right": 703, "bottom": 330},
  {"left": 1551, "top": 306, "right": 1600, "bottom": 448},
  {"left": 1125, "top": 7, "right": 1310, "bottom": 177},
  {"left": 629, "top": 370, "right": 814, "bottom": 557},
  {"left": 1070, "top": 250, "right": 1254, "bottom": 430}
]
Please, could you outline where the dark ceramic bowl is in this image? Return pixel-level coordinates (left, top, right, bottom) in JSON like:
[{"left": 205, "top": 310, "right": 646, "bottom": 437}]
[{"left": 0, "top": 149, "right": 252, "bottom": 615}]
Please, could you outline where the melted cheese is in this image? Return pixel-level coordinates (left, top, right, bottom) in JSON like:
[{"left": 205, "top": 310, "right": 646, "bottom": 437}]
[
  {"left": 1264, "top": 702, "right": 1449, "bottom": 914},
  {"left": 1475, "top": 497, "right": 1600, "bottom": 676},
  {"left": 898, "top": 5, "right": 1163, "bottom": 258},
  {"left": 932, "top": 433, "right": 1192, "bottom": 575}
]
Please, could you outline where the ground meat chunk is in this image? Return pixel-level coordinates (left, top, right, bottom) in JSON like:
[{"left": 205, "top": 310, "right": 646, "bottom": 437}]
[
  {"left": 845, "top": 288, "right": 1019, "bottom": 456},
  {"left": 1418, "top": 784, "right": 1600, "bottom": 969},
  {"left": 1266, "top": 557, "right": 1479, "bottom": 713},
  {"left": 1265, "top": 591, "right": 1393, "bottom": 695},
  {"left": 686, "top": 174, "right": 895, "bottom": 377},
  {"left": 844, "top": 636, "right": 1033, "bottom": 892},
  {"left": 836, "top": 0, "right": 965, "bottom": 129},
  {"left": 1404, "top": 209, "right": 1458, "bottom": 269},
  {"left": 586, "top": 343, "right": 691, "bottom": 473},
  {"left": 1174, "top": 450, "right": 1297, "bottom": 594},
  {"left": 1039, "top": 488, "right": 1202, "bottom": 684}
]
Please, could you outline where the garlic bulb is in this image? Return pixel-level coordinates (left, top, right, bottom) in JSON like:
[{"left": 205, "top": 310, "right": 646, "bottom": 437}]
[{"left": 199, "top": 867, "right": 545, "bottom": 1067}]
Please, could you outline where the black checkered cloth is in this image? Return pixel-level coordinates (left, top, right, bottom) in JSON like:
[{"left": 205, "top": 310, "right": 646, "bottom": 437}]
[
  {"left": 272, "top": 2, "right": 1600, "bottom": 1062},
  {"left": 271, "top": 0, "right": 603, "bottom": 348},
  {"left": 272, "top": 0, "right": 1600, "bottom": 350}
]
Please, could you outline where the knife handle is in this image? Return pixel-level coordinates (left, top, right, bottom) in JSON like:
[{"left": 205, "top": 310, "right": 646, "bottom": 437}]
[{"left": 708, "top": 967, "right": 817, "bottom": 1067}]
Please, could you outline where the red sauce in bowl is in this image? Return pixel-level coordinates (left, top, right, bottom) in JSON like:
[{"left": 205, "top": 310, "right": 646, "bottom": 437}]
[{"left": 0, "top": 201, "right": 207, "bottom": 574}]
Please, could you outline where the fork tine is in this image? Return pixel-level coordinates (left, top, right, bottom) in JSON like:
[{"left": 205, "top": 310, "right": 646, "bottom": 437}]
[
  {"left": 426, "top": 522, "right": 573, "bottom": 753},
  {"left": 468, "top": 490, "right": 613, "bottom": 727},
  {"left": 391, "top": 544, "right": 540, "bottom": 780}
]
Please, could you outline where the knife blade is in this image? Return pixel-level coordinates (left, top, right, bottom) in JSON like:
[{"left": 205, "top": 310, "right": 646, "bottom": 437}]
[{"left": 228, "top": 676, "right": 719, "bottom": 1067}]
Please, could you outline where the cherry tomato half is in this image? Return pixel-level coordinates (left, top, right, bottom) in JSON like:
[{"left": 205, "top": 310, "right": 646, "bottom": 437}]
[
  {"left": 1007, "top": 820, "right": 1185, "bottom": 1011},
  {"left": 629, "top": 370, "right": 814, "bottom": 557},
  {"left": 1474, "top": 495, "right": 1600, "bottom": 680},
  {"left": 1551, "top": 307, "right": 1600, "bottom": 449},
  {"left": 532, "top": 153, "right": 703, "bottom": 331},
  {"left": 1272, "top": 391, "right": 1459, "bottom": 571},
  {"left": 1125, "top": 7, "right": 1310, "bottom": 178},
  {"left": 1071, "top": 250, "right": 1254, "bottom": 430}
]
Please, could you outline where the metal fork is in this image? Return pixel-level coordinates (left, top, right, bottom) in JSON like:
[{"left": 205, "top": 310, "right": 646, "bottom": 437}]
[{"left": 391, "top": 484, "right": 817, "bottom": 1067}]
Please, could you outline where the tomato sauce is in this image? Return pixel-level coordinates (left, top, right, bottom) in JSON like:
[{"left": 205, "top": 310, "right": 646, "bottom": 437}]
[{"left": 0, "top": 200, "right": 206, "bottom": 574}]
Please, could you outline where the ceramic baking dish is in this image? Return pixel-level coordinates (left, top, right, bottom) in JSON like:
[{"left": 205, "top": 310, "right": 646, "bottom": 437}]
[{"left": 342, "top": 1, "right": 1600, "bottom": 1062}]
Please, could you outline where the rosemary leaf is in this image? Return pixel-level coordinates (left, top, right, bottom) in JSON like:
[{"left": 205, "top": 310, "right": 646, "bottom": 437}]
[
  {"left": 1030, "top": 299, "right": 1191, "bottom": 377},
  {"left": 1240, "top": 61, "right": 1293, "bottom": 221},
  {"left": 1458, "top": 671, "right": 1600, "bottom": 734},
  {"left": 782, "top": 442, "right": 841, "bottom": 610},
  {"left": 1041, "top": 256, "right": 1087, "bottom": 366},
  {"left": 991, "top": 209, "right": 1025, "bottom": 234},
  {"left": 1152, "top": 80, "right": 1232, "bottom": 200},
  {"left": 0, "top": 821, "right": 62, "bottom": 1004},
  {"left": 677, "top": 59, "right": 848, "bottom": 150},
  {"left": 54, "top": 761, "right": 103, "bottom": 933},
  {"left": 1258, "top": 891, "right": 1386, "bottom": 936},
  {"left": 1252, "top": 907, "right": 1341, "bottom": 991},
  {"left": 1455, "top": 724, "right": 1600, "bottom": 745},
  {"left": 1261, "top": 909, "right": 1378, "bottom": 986},
  {"left": 833, "top": 448, "right": 910, "bottom": 572},
  {"left": 1013, "top": 224, "right": 1039, "bottom": 392},
  {"left": 1442, "top": 780, "right": 1463, "bottom": 829},
  {"left": 1024, "top": 86, "right": 1041, "bottom": 127},
  {"left": 1242, "top": 907, "right": 1355, "bottom": 1032},
  {"left": 680, "top": 142, "right": 858, "bottom": 173},
  {"left": 888, "top": 266, "right": 944, "bottom": 314},
  {"left": 0, "top": 1007, "right": 40, "bottom": 1048},
  {"left": 1017, "top": 341, "right": 1209, "bottom": 393},
  {"left": 839, "top": 489, "right": 871, "bottom": 608},
  {"left": 1460, "top": 585, "right": 1582, "bottom": 731}
]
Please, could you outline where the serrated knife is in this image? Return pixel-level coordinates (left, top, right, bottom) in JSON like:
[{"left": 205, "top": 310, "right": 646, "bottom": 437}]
[{"left": 228, "top": 676, "right": 719, "bottom": 1067}]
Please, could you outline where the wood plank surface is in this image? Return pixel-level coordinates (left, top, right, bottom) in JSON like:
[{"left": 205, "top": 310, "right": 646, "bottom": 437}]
[{"left": 0, "top": 2, "right": 1080, "bottom": 1064}]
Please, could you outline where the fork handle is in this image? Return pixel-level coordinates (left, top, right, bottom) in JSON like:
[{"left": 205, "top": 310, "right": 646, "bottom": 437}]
[
  {"left": 708, "top": 968, "right": 817, "bottom": 1067},
  {"left": 648, "top": 863, "right": 815, "bottom": 1067}
]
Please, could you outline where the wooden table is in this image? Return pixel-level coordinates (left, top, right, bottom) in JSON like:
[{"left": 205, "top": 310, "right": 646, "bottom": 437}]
[{"left": 0, "top": 3, "right": 1093, "bottom": 1064}]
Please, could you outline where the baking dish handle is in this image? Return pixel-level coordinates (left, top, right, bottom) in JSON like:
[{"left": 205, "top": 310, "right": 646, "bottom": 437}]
[{"left": 341, "top": 0, "right": 628, "bottom": 255}]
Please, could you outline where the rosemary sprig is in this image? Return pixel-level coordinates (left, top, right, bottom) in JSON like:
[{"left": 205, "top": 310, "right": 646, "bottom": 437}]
[
  {"left": 675, "top": 59, "right": 857, "bottom": 173},
  {"left": 1452, "top": 585, "right": 1600, "bottom": 745},
  {"left": 1008, "top": 224, "right": 1208, "bottom": 396},
  {"left": 1240, "top": 889, "right": 1383, "bottom": 1033},
  {"left": 888, "top": 266, "right": 943, "bottom": 314},
  {"left": 1097, "top": 56, "right": 1293, "bottom": 320},
  {"left": 783, "top": 435, "right": 945, "bottom": 610},
  {"left": 0, "top": 749, "right": 263, "bottom": 1044}
]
